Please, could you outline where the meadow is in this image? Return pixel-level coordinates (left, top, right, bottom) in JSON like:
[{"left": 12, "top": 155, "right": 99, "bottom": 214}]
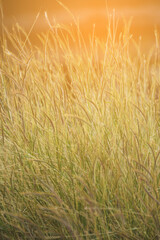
[{"left": 0, "top": 9, "right": 160, "bottom": 240}]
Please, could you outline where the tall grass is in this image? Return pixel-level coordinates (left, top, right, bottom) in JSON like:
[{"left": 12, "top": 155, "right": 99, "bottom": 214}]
[{"left": 0, "top": 9, "right": 160, "bottom": 240}]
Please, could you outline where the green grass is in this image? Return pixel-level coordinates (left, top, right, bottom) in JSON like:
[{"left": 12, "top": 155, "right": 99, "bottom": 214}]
[{"left": 0, "top": 10, "right": 160, "bottom": 240}]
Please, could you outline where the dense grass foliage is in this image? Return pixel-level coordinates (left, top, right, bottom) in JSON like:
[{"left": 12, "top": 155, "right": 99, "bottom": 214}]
[{"left": 0, "top": 15, "right": 160, "bottom": 239}]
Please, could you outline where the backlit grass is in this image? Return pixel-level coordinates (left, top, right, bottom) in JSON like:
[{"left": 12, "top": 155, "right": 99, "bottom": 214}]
[{"left": 0, "top": 11, "right": 160, "bottom": 240}]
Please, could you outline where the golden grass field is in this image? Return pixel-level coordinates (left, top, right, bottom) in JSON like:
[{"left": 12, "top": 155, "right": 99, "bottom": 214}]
[{"left": 0, "top": 3, "right": 160, "bottom": 240}]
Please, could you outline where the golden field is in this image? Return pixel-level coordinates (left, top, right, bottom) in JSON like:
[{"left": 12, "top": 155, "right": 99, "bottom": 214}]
[{"left": 0, "top": 2, "right": 160, "bottom": 239}]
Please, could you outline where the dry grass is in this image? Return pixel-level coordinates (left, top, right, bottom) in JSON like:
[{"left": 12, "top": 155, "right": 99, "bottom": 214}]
[{"left": 0, "top": 8, "right": 160, "bottom": 240}]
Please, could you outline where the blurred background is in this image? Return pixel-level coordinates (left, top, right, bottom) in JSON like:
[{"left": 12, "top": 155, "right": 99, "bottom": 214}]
[{"left": 1, "top": 0, "right": 160, "bottom": 51}]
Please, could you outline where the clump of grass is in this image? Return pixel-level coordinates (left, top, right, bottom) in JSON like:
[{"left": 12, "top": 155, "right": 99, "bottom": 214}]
[{"left": 0, "top": 8, "right": 160, "bottom": 240}]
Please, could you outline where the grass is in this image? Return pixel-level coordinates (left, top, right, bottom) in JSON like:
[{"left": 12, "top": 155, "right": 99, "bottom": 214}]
[{"left": 0, "top": 8, "right": 160, "bottom": 240}]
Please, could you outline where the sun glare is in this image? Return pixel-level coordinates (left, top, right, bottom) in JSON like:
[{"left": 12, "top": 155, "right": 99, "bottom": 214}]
[{"left": 2, "top": 0, "right": 160, "bottom": 51}]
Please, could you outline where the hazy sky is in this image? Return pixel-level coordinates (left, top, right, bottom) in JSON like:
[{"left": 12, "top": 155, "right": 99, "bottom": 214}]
[
  {"left": 1, "top": 0, "right": 160, "bottom": 50},
  {"left": 2, "top": 0, "right": 160, "bottom": 16}
]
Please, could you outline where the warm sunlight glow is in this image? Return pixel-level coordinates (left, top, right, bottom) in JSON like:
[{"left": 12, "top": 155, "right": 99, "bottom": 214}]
[
  {"left": 0, "top": 1, "right": 160, "bottom": 239},
  {"left": 2, "top": 0, "right": 160, "bottom": 51}
]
